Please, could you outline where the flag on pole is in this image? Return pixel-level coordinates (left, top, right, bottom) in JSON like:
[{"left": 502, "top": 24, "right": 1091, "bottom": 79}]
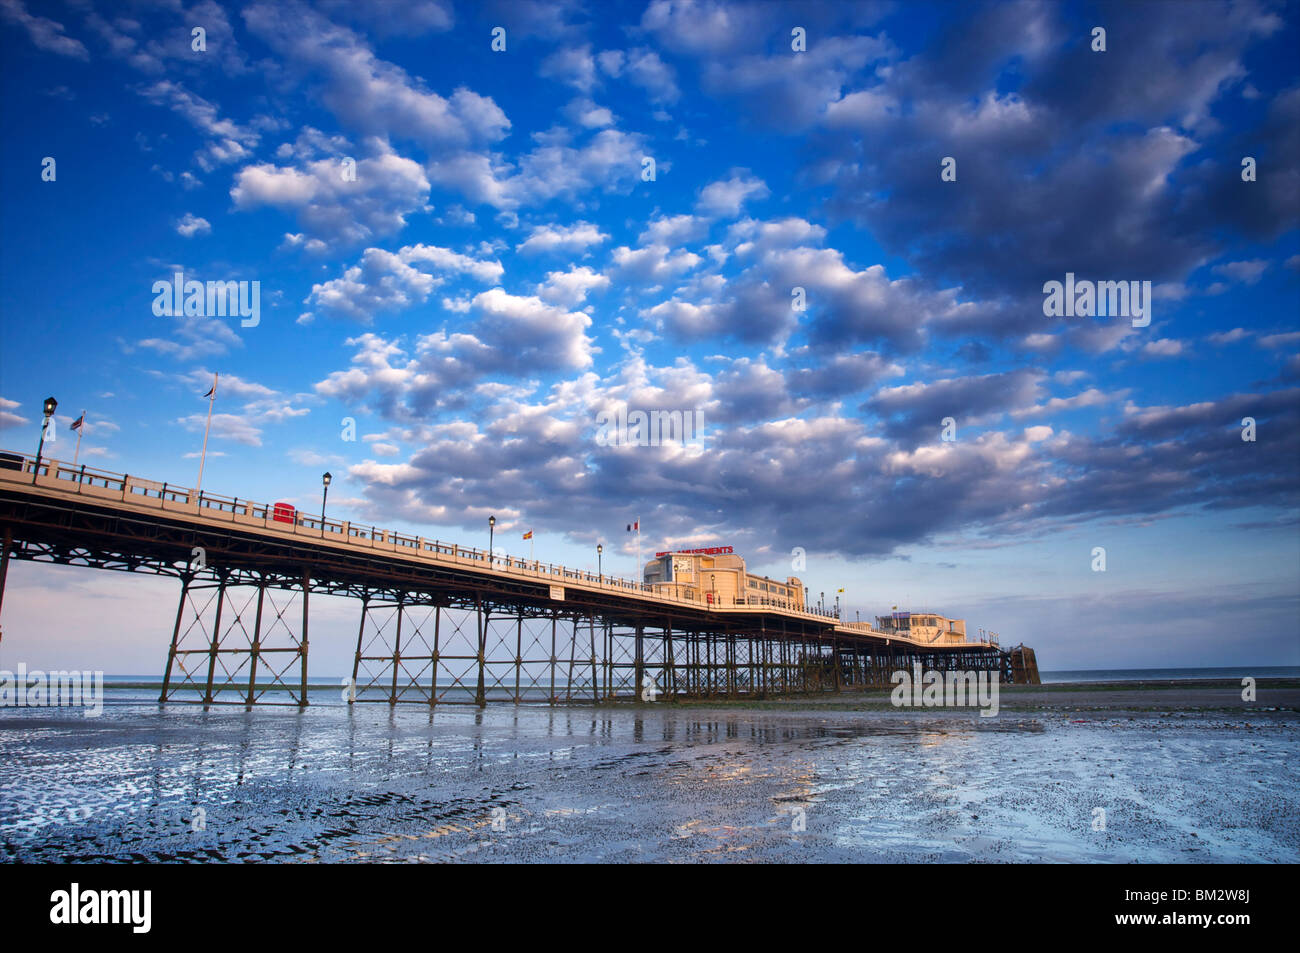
[
  {"left": 70, "top": 410, "right": 87, "bottom": 467},
  {"left": 522, "top": 531, "right": 533, "bottom": 540},
  {"left": 837, "top": 587, "right": 845, "bottom": 593},
  {"left": 627, "top": 520, "right": 641, "bottom": 580},
  {"left": 197, "top": 372, "right": 219, "bottom": 492}
]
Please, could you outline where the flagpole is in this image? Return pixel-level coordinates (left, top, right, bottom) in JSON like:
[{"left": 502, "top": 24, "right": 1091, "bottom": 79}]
[
  {"left": 197, "top": 372, "right": 217, "bottom": 492},
  {"left": 72, "top": 411, "right": 85, "bottom": 467},
  {"left": 636, "top": 519, "right": 641, "bottom": 585}
]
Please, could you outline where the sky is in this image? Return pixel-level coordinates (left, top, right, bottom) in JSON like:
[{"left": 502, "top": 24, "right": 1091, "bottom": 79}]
[{"left": 0, "top": 0, "right": 1298, "bottom": 675}]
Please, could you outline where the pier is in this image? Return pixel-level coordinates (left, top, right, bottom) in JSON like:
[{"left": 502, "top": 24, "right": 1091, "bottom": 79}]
[{"left": 0, "top": 451, "right": 1038, "bottom": 706}]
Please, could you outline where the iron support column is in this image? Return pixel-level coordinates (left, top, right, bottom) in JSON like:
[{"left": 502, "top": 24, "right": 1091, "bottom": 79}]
[
  {"left": 299, "top": 570, "right": 310, "bottom": 707},
  {"left": 160, "top": 571, "right": 194, "bottom": 702}
]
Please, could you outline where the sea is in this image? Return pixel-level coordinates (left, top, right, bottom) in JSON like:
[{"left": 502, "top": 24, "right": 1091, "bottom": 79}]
[{"left": 78, "top": 664, "right": 1300, "bottom": 696}]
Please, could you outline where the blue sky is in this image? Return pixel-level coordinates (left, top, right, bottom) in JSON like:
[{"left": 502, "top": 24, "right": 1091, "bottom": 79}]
[{"left": 1, "top": 0, "right": 1298, "bottom": 673}]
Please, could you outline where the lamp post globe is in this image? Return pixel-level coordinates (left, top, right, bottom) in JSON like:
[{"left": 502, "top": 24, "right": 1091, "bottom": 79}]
[{"left": 488, "top": 515, "right": 496, "bottom": 565}]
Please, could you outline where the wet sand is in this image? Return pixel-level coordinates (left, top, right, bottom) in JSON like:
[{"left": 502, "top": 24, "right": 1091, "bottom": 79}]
[{"left": 1, "top": 684, "right": 1296, "bottom": 863}]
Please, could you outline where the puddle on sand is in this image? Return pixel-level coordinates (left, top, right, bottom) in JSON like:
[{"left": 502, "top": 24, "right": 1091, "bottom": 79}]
[{"left": 1, "top": 702, "right": 1295, "bottom": 862}]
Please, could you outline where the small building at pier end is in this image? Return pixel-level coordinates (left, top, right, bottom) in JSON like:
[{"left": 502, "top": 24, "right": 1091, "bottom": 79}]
[
  {"left": 875, "top": 611, "right": 979, "bottom": 646},
  {"left": 643, "top": 547, "right": 805, "bottom": 609}
]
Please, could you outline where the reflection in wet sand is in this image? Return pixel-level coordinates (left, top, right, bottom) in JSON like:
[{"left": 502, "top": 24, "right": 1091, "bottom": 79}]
[{"left": 0, "top": 693, "right": 1295, "bottom": 862}]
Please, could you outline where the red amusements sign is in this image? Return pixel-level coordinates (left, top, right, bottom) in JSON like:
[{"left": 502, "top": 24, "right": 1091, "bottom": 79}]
[{"left": 654, "top": 546, "right": 734, "bottom": 557}]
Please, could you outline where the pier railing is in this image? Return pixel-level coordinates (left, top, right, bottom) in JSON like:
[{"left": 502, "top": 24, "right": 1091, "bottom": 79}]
[{"left": 3, "top": 451, "right": 887, "bottom": 628}]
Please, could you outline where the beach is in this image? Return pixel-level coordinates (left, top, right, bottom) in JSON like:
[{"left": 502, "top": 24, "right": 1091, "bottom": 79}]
[{"left": 0, "top": 678, "right": 1295, "bottom": 863}]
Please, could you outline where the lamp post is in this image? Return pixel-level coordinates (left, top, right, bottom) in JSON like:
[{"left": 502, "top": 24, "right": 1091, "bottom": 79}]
[
  {"left": 320, "top": 472, "right": 332, "bottom": 536},
  {"left": 710, "top": 573, "right": 716, "bottom": 605},
  {"left": 597, "top": 543, "right": 603, "bottom": 582},
  {"left": 488, "top": 514, "right": 496, "bottom": 566},
  {"left": 32, "top": 396, "right": 57, "bottom": 485},
  {"left": 820, "top": 591, "right": 825, "bottom": 614}
]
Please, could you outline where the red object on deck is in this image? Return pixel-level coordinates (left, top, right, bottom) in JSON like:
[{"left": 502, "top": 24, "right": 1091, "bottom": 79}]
[{"left": 272, "top": 502, "right": 296, "bottom": 524}]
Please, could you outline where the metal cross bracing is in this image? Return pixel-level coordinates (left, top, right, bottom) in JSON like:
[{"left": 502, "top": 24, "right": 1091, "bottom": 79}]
[
  {"left": 159, "top": 567, "right": 310, "bottom": 705},
  {"left": 351, "top": 594, "right": 441, "bottom": 705}
]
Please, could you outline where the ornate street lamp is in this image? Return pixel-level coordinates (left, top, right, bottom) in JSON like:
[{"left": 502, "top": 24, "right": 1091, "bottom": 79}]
[
  {"left": 320, "top": 472, "right": 332, "bottom": 536},
  {"left": 32, "top": 395, "right": 57, "bottom": 485},
  {"left": 597, "top": 543, "right": 603, "bottom": 581},
  {"left": 488, "top": 514, "right": 496, "bottom": 566}
]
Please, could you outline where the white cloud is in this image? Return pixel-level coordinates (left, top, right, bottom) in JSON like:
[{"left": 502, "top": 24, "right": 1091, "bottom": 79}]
[
  {"left": 1212, "top": 259, "right": 1269, "bottom": 284},
  {"left": 0, "top": 0, "right": 88, "bottom": 60},
  {"left": 609, "top": 244, "right": 702, "bottom": 283},
  {"left": 1208, "top": 327, "right": 1250, "bottom": 345},
  {"left": 563, "top": 97, "right": 615, "bottom": 129},
  {"left": 138, "top": 80, "right": 260, "bottom": 171},
  {"left": 176, "top": 213, "right": 211, "bottom": 237},
  {"left": 231, "top": 147, "right": 431, "bottom": 251},
  {"left": 301, "top": 243, "right": 503, "bottom": 323},
  {"left": 244, "top": 2, "right": 509, "bottom": 150},
  {"left": 1142, "top": 338, "right": 1185, "bottom": 358},
  {"left": 695, "top": 169, "right": 770, "bottom": 218},
  {"left": 540, "top": 45, "right": 598, "bottom": 92},
  {"left": 516, "top": 221, "right": 609, "bottom": 255},
  {"left": 638, "top": 213, "right": 708, "bottom": 247},
  {"left": 428, "top": 128, "right": 646, "bottom": 210},
  {"left": 471, "top": 289, "right": 593, "bottom": 371},
  {"left": 537, "top": 265, "right": 610, "bottom": 306},
  {"left": 137, "top": 314, "right": 244, "bottom": 361},
  {"left": 624, "top": 47, "right": 679, "bottom": 104}
]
